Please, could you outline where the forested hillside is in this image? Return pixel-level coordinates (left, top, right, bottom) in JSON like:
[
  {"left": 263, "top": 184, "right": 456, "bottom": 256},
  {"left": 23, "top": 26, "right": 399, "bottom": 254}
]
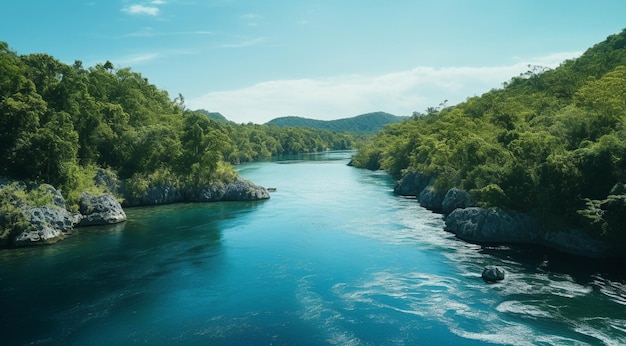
[
  {"left": 194, "top": 109, "right": 229, "bottom": 122},
  {"left": 0, "top": 42, "right": 353, "bottom": 207},
  {"left": 352, "top": 29, "right": 626, "bottom": 244},
  {"left": 267, "top": 112, "right": 406, "bottom": 133}
]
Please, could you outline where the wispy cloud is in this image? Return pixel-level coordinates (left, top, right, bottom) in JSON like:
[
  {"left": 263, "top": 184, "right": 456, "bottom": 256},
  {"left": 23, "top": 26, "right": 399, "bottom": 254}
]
[
  {"left": 187, "top": 52, "right": 582, "bottom": 124},
  {"left": 241, "top": 13, "right": 262, "bottom": 26},
  {"left": 122, "top": 27, "right": 213, "bottom": 38},
  {"left": 218, "top": 37, "right": 266, "bottom": 48},
  {"left": 119, "top": 52, "right": 161, "bottom": 64},
  {"left": 122, "top": 4, "right": 160, "bottom": 16},
  {"left": 114, "top": 49, "right": 196, "bottom": 66}
]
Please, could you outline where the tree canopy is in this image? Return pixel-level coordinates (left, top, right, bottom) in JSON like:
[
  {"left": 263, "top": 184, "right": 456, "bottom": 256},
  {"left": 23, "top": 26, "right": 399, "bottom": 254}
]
[{"left": 0, "top": 43, "right": 354, "bottom": 207}]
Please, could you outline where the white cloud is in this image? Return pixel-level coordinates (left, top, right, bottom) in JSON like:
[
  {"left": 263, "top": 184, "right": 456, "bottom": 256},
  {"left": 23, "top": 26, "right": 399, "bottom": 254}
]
[
  {"left": 113, "top": 49, "right": 196, "bottom": 66},
  {"left": 218, "top": 37, "right": 266, "bottom": 48},
  {"left": 118, "top": 53, "right": 161, "bottom": 64},
  {"left": 123, "top": 4, "right": 160, "bottom": 16},
  {"left": 122, "top": 28, "right": 213, "bottom": 38},
  {"left": 187, "top": 52, "right": 582, "bottom": 124}
]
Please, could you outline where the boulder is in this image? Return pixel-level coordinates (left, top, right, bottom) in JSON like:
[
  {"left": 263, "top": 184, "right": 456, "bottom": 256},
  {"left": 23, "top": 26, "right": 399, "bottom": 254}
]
[
  {"left": 79, "top": 193, "right": 127, "bottom": 226},
  {"left": 121, "top": 177, "right": 270, "bottom": 206},
  {"left": 482, "top": 266, "right": 505, "bottom": 282},
  {"left": 224, "top": 177, "right": 270, "bottom": 201},
  {"left": 12, "top": 187, "right": 81, "bottom": 247},
  {"left": 418, "top": 186, "right": 447, "bottom": 213},
  {"left": 393, "top": 170, "right": 434, "bottom": 196},
  {"left": 444, "top": 207, "right": 542, "bottom": 244},
  {"left": 441, "top": 188, "right": 474, "bottom": 215},
  {"left": 193, "top": 177, "right": 270, "bottom": 202},
  {"left": 445, "top": 207, "right": 616, "bottom": 258}
]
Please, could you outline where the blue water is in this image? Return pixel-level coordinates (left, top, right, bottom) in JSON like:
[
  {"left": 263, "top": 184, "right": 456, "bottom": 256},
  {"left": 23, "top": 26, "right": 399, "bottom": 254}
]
[{"left": 1, "top": 151, "right": 625, "bottom": 345}]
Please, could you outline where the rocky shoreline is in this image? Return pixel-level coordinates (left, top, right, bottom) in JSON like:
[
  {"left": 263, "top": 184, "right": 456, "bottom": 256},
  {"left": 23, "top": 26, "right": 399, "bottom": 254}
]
[
  {"left": 0, "top": 175, "right": 270, "bottom": 249},
  {"left": 394, "top": 170, "right": 618, "bottom": 259}
]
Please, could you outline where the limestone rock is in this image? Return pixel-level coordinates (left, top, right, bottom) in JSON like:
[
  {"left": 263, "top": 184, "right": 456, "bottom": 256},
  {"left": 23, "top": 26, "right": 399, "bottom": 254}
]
[
  {"left": 444, "top": 207, "right": 541, "bottom": 244},
  {"left": 482, "top": 266, "right": 505, "bottom": 282},
  {"left": 445, "top": 207, "right": 615, "bottom": 258},
  {"left": 418, "top": 186, "right": 447, "bottom": 213},
  {"left": 79, "top": 193, "right": 126, "bottom": 226},
  {"left": 442, "top": 188, "right": 474, "bottom": 215},
  {"left": 393, "top": 170, "right": 434, "bottom": 196},
  {"left": 13, "top": 195, "right": 81, "bottom": 247},
  {"left": 193, "top": 177, "right": 270, "bottom": 202}
]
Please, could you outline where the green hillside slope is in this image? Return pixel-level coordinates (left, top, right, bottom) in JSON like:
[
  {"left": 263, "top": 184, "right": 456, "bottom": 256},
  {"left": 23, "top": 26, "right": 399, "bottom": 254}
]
[
  {"left": 352, "top": 29, "right": 626, "bottom": 245},
  {"left": 267, "top": 112, "right": 407, "bottom": 133}
]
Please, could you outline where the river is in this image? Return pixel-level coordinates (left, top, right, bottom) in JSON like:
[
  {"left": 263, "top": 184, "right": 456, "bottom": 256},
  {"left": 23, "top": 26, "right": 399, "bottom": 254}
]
[{"left": 1, "top": 151, "right": 625, "bottom": 345}]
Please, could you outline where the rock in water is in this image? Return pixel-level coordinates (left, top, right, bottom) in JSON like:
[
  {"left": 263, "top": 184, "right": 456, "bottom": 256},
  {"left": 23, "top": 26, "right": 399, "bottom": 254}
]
[
  {"left": 482, "top": 266, "right": 505, "bottom": 282},
  {"left": 79, "top": 193, "right": 127, "bottom": 226},
  {"left": 10, "top": 183, "right": 81, "bottom": 247}
]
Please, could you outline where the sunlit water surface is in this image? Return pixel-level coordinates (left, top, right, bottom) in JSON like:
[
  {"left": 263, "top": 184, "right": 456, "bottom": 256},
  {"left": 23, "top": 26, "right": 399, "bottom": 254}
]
[{"left": 1, "top": 151, "right": 625, "bottom": 345}]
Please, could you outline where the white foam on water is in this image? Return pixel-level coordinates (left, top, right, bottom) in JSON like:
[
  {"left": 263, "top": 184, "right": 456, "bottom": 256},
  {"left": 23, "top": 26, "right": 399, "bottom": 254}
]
[
  {"left": 496, "top": 300, "right": 555, "bottom": 319},
  {"left": 296, "top": 275, "right": 361, "bottom": 346},
  {"left": 573, "top": 321, "right": 626, "bottom": 346},
  {"left": 331, "top": 269, "right": 551, "bottom": 345}
]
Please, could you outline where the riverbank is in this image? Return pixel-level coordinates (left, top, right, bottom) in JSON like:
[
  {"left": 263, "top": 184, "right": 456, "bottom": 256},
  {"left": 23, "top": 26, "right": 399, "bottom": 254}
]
[
  {"left": 393, "top": 169, "right": 620, "bottom": 259},
  {"left": 0, "top": 174, "right": 270, "bottom": 249}
]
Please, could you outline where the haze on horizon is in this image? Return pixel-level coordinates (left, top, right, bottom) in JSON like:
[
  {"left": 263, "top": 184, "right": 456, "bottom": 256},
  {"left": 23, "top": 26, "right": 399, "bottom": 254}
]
[{"left": 2, "top": 0, "right": 626, "bottom": 123}]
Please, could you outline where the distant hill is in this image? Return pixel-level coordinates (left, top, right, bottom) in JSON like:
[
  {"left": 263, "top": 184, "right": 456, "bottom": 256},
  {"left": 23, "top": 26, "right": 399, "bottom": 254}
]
[
  {"left": 266, "top": 112, "right": 407, "bottom": 133},
  {"left": 194, "top": 109, "right": 229, "bottom": 122}
]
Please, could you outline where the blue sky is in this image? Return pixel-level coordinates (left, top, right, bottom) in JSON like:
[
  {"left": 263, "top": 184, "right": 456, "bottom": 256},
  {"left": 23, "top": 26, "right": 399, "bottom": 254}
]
[{"left": 2, "top": 1, "right": 626, "bottom": 123}]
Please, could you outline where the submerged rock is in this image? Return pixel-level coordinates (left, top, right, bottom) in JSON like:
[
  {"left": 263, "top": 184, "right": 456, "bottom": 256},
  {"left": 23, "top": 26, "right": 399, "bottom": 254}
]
[
  {"left": 79, "top": 192, "right": 127, "bottom": 226},
  {"left": 482, "top": 266, "right": 505, "bottom": 282}
]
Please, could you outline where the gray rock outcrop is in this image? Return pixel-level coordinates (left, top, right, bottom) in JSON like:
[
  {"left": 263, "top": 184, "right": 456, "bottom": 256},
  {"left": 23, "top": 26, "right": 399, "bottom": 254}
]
[
  {"left": 193, "top": 177, "right": 270, "bottom": 202},
  {"left": 418, "top": 186, "right": 447, "bottom": 213},
  {"left": 445, "top": 207, "right": 542, "bottom": 244},
  {"left": 445, "top": 207, "right": 615, "bottom": 258},
  {"left": 124, "top": 182, "right": 184, "bottom": 206},
  {"left": 11, "top": 185, "right": 82, "bottom": 247},
  {"left": 79, "top": 192, "right": 127, "bottom": 226},
  {"left": 442, "top": 188, "right": 474, "bottom": 215},
  {"left": 121, "top": 177, "right": 270, "bottom": 207},
  {"left": 393, "top": 170, "right": 434, "bottom": 196}
]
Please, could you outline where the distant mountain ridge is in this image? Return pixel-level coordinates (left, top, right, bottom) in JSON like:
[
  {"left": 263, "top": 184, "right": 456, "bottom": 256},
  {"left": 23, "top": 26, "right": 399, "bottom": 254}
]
[
  {"left": 194, "top": 109, "right": 229, "bottom": 122},
  {"left": 266, "top": 112, "right": 407, "bottom": 133}
]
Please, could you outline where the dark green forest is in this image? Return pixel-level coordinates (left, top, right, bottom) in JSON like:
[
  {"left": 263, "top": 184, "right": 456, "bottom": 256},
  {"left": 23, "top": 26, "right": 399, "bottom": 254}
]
[
  {"left": 352, "top": 29, "right": 626, "bottom": 244},
  {"left": 0, "top": 42, "right": 353, "bottom": 208}
]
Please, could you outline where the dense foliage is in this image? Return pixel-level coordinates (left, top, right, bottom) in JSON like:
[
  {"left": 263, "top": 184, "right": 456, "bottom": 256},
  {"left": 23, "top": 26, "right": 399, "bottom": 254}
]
[
  {"left": 0, "top": 42, "right": 353, "bottom": 207},
  {"left": 352, "top": 29, "right": 626, "bottom": 243},
  {"left": 267, "top": 112, "right": 407, "bottom": 133}
]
